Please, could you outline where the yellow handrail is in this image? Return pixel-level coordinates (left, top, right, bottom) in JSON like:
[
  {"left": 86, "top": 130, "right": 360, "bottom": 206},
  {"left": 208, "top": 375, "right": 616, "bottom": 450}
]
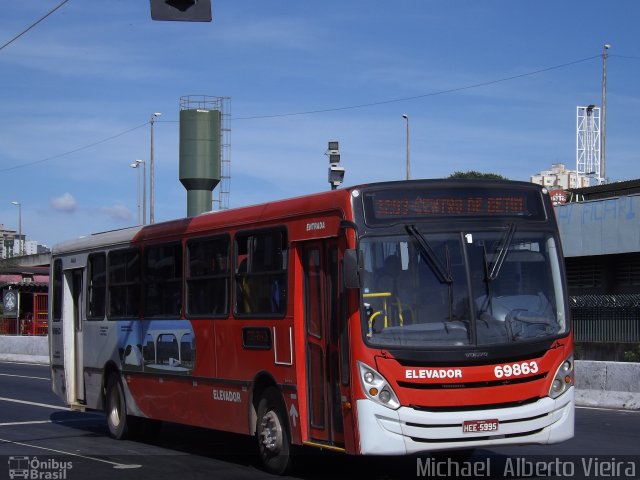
[{"left": 364, "top": 292, "right": 404, "bottom": 336}]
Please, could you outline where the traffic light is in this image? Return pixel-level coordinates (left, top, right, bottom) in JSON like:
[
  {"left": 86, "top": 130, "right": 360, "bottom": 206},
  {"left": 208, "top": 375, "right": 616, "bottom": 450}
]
[{"left": 150, "top": 0, "right": 212, "bottom": 22}]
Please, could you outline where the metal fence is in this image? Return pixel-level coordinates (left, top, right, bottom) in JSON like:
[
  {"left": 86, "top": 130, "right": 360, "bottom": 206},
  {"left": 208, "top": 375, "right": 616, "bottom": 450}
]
[{"left": 571, "top": 294, "right": 640, "bottom": 343}]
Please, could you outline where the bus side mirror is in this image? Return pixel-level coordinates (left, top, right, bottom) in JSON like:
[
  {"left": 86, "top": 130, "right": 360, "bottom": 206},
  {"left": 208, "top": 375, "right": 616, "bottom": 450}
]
[{"left": 343, "top": 249, "right": 360, "bottom": 289}]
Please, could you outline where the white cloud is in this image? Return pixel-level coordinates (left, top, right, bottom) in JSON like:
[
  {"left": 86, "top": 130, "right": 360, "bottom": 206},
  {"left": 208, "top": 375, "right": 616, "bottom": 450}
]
[{"left": 50, "top": 192, "right": 77, "bottom": 213}]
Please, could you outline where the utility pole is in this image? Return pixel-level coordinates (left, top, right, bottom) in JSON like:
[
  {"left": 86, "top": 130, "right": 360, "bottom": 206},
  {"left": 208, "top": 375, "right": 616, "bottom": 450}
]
[
  {"left": 600, "top": 43, "right": 611, "bottom": 185},
  {"left": 402, "top": 114, "right": 410, "bottom": 180},
  {"left": 150, "top": 112, "right": 161, "bottom": 223}
]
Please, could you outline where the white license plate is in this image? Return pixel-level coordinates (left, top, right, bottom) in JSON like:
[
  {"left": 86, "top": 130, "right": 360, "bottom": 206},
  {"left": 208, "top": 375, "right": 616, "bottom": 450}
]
[{"left": 462, "top": 419, "right": 499, "bottom": 433}]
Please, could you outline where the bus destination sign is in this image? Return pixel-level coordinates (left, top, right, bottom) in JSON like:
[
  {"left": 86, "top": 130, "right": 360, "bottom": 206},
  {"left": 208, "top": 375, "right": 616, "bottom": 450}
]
[{"left": 363, "top": 187, "right": 544, "bottom": 223}]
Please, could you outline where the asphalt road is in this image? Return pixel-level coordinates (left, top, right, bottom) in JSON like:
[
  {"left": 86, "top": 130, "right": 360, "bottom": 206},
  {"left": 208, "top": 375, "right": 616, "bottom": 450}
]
[{"left": 0, "top": 361, "right": 639, "bottom": 480}]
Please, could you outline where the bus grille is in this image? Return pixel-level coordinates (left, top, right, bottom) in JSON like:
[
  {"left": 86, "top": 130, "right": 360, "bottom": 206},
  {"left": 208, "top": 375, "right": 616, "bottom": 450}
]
[{"left": 408, "top": 396, "right": 540, "bottom": 412}]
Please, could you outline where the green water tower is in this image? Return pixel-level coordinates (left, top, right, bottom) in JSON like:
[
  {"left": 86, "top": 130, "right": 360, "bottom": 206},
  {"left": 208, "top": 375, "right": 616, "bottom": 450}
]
[{"left": 179, "top": 96, "right": 222, "bottom": 217}]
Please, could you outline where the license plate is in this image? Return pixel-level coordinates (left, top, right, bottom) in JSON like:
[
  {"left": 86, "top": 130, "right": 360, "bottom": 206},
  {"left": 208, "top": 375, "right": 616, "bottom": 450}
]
[{"left": 462, "top": 419, "right": 499, "bottom": 433}]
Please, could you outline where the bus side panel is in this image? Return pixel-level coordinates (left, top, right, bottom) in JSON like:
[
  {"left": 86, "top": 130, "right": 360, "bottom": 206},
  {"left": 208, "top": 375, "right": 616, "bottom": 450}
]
[
  {"left": 214, "top": 318, "right": 296, "bottom": 434},
  {"left": 83, "top": 320, "right": 135, "bottom": 410},
  {"left": 126, "top": 375, "right": 251, "bottom": 434},
  {"left": 49, "top": 296, "right": 65, "bottom": 402}
]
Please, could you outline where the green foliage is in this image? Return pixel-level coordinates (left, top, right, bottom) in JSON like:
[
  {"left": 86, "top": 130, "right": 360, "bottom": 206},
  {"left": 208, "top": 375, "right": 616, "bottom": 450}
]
[
  {"left": 623, "top": 345, "right": 640, "bottom": 363},
  {"left": 573, "top": 344, "right": 584, "bottom": 360},
  {"left": 448, "top": 170, "right": 508, "bottom": 180},
  {"left": 0, "top": 257, "right": 19, "bottom": 269}
]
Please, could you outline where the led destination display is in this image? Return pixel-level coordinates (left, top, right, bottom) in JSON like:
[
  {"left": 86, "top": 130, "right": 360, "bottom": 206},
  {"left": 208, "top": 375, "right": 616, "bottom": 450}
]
[{"left": 363, "top": 186, "right": 545, "bottom": 223}]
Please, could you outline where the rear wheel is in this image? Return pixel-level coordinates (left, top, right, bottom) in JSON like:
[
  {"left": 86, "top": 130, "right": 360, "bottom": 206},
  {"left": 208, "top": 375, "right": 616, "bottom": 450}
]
[
  {"left": 105, "top": 374, "right": 129, "bottom": 439},
  {"left": 256, "top": 387, "right": 292, "bottom": 475}
]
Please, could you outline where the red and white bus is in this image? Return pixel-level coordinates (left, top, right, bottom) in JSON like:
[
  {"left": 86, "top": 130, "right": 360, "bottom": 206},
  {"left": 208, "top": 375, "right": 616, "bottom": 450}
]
[{"left": 49, "top": 179, "right": 574, "bottom": 473}]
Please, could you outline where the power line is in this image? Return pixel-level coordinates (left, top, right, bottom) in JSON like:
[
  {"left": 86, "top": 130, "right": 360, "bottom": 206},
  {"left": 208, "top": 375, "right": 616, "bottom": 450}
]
[
  {"left": 235, "top": 54, "right": 602, "bottom": 120},
  {"left": 0, "top": 53, "right": 604, "bottom": 173},
  {"left": 610, "top": 54, "right": 640, "bottom": 61},
  {"left": 0, "top": 0, "right": 71, "bottom": 52},
  {"left": 0, "top": 122, "right": 149, "bottom": 173}
]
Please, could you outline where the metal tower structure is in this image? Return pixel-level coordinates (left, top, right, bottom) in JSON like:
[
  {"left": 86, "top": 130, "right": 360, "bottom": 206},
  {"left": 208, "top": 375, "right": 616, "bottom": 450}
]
[
  {"left": 179, "top": 95, "right": 231, "bottom": 211},
  {"left": 576, "top": 105, "right": 602, "bottom": 185},
  {"left": 217, "top": 97, "right": 231, "bottom": 210}
]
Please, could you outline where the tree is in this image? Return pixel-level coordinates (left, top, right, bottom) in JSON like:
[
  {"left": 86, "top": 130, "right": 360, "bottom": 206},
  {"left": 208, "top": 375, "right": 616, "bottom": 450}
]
[{"left": 448, "top": 170, "right": 508, "bottom": 180}]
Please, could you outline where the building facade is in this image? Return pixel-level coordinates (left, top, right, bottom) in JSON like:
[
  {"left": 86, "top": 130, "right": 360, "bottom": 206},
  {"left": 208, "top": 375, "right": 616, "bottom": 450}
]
[
  {"left": 556, "top": 179, "right": 640, "bottom": 361},
  {"left": 531, "top": 163, "right": 590, "bottom": 190},
  {"left": 0, "top": 224, "right": 49, "bottom": 259}
]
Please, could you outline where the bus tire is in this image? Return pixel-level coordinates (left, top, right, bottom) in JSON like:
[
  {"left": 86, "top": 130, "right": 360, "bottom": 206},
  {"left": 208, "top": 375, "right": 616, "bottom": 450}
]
[
  {"left": 256, "top": 387, "right": 292, "bottom": 475},
  {"left": 105, "top": 374, "right": 129, "bottom": 440}
]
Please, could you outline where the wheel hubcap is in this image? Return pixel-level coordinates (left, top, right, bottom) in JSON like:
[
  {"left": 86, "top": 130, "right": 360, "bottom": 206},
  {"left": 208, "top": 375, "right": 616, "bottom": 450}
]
[
  {"left": 109, "top": 387, "right": 121, "bottom": 427},
  {"left": 259, "top": 410, "right": 282, "bottom": 454}
]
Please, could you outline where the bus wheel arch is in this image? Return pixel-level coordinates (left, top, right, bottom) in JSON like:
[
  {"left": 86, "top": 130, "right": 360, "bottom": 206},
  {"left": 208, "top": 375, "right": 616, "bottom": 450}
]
[
  {"left": 255, "top": 386, "right": 292, "bottom": 475},
  {"left": 102, "top": 361, "right": 120, "bottom": 403},
  {"left": 249, "top": 372, "right": 280, "bottom": 436}
]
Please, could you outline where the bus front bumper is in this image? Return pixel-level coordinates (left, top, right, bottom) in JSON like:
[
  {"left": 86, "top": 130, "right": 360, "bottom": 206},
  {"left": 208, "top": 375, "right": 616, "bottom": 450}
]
[{"left": 356, "top": 387, "right": 574, "bottom": 455}]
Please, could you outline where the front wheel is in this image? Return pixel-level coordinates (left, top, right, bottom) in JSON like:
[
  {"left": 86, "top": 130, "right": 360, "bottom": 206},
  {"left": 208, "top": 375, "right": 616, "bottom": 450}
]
[{"left": 256, "top": 387, "right": 292, "bottom": 475}]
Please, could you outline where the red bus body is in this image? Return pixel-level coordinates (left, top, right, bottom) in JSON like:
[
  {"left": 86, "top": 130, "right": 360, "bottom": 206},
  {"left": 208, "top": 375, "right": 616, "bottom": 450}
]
[{"left": 49, "top": 180, "right": 574, "bottom": 472}]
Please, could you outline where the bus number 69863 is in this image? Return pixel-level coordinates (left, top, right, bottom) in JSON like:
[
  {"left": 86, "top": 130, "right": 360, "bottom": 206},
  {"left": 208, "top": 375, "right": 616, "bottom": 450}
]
[{"left": 494, "top": 361, "right": 539, "bottom": 379}]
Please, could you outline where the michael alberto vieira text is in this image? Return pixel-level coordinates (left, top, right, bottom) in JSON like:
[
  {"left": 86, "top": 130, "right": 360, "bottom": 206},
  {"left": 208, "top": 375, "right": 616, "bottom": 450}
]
[{"left": 417, "top": 457, "right": 638, "bottom": 477}]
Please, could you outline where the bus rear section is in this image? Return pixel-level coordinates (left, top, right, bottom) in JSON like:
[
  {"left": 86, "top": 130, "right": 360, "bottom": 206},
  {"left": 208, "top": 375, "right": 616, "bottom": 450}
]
[{"left": 346, "top": 180, "right": 574, "bottom": 455}]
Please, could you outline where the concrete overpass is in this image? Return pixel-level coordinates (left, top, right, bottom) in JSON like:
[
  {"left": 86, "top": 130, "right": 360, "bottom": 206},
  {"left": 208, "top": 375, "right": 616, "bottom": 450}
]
[{"left": 0, "top": 252, "right": 51, "bottom": 269}]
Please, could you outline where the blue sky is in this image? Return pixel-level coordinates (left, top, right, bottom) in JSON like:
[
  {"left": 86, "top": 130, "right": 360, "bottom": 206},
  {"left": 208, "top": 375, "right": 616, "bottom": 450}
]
[{"left": 1, "top": 1, "right": 639, "bottom": 247}]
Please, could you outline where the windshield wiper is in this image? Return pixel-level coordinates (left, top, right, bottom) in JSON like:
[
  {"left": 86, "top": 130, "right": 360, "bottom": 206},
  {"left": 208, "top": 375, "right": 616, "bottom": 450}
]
[
  {"left": 487, "top": 223, "right": 516, "bottom": 281},
  {"left": 477, "top": 224, "right": 516, "bottom": 319},
  {"left": 406, "top": 225, "right": 455, "bottom": 322},
  {"left": 405, "top": 225, "right": 452, "bottom": 284}
]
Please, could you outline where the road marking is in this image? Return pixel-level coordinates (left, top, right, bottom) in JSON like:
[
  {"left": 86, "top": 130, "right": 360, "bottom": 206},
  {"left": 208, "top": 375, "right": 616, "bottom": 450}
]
[
  {"left": 0, "top": 421, "right": 51, "bottom": 427},
  {"left": 0, "top": 373, "right": 50, "bottom": 381},
  {"left": 0, "top": 397, "right": 70, "bottom": 411},
  {"left": 0, "top": 418, "right": 103, "bottom": 427},
  {"left": 0, "top": 437, "right": 141, "bottom": 469},
  {"left": 0, "top": 361, "right": 49, "bottom": 367}
]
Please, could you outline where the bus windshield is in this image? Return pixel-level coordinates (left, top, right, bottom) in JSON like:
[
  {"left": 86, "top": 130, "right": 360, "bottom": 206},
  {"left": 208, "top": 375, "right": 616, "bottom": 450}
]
[{"left": 360, "top": 228, "right": 566, "bottom": 348}]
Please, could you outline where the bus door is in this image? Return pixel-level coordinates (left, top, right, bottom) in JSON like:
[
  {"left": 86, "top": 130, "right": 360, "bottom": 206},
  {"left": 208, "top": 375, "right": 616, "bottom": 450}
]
[
  {"left": 62, "top": 268, "right": 85, "bottom": 405},
  {"left": 302, "top": 240, "right": 347, "bottom": 447}
]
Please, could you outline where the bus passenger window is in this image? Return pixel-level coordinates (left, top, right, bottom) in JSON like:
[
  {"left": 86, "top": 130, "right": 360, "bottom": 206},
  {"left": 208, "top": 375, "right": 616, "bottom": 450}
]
[
  {"left": 234, "top": 229, "right": 288, "bottom": 317},
  {"left": 144, "top": 243, "right": 183, "bottom": 317},
  {"left": 108, "top": 248, "right": 140, "bottom": 319},
  {"left": 87, "top": 253, "right": 106, "bottom": 320},
  {"left": 186, "top": 236, "right": 230, "bottom": 317}
]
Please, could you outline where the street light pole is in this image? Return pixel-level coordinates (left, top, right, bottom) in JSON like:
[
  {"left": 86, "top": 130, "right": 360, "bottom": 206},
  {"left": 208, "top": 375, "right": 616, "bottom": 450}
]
[
  {"left": 600, "top": 44, "right": 611, "bottom": 185},
  {"left": 130, "top": 161, "right": 141, "bottom": 224},
  {"left": 402, "top": 113, "right": 410, "bottom": 180},
  {"left": 130, "top": 160, "right": 147, "bottom": 225},
  {"left": 150, "top": 112, "right": 161, "bottom": 224},
  {"left": 141, "top": 159, "right": 147, "bottom": 225},
  {"left": 10, "top": 201, "right": 22, "bottom": 256}
]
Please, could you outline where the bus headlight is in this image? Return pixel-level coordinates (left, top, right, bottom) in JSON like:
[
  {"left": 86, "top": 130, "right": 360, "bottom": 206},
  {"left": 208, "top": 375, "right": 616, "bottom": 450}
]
[
  {"left": 549, "top": 354, "right": 574, "bottom": 399},
  {"left": 358, "top": 361, "right": 400, "bottom": 410}
]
